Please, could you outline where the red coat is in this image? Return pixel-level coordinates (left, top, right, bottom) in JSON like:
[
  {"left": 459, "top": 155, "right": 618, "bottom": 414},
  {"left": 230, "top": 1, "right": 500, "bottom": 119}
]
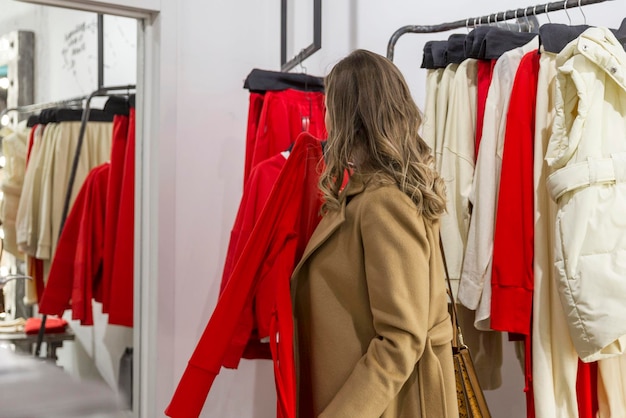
[
  {"left": 166, "top": 132, "right": 324, "bottom": 418},
  {"left": 38, "top": 163, "right": 110, "bottom": 325},
  {"left": 490, "top": 50, "right": 539, "bottom": 335}
]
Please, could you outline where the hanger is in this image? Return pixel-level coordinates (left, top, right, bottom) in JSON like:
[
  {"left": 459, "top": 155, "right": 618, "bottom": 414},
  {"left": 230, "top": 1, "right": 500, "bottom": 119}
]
[
  {"left": 577, "top": 0, "right": 587, "bottom": 25},
  {"left": 544, "top": 3, "right": 552, "bottom": 23},
  {"left": 297, "top": 51, "right": 312, "bottom": 133},
  {"left": 564, "top": 0, "right": 572, "bottom": 25}
]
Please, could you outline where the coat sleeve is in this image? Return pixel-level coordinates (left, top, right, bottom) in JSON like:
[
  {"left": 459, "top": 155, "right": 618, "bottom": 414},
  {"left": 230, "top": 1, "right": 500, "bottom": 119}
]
[{"left": 319, "top": 188, "right": 432, "bottom": 418}]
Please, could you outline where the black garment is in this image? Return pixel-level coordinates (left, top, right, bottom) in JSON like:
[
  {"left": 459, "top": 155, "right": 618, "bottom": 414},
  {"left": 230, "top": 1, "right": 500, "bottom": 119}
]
[
  {"left": 421, "top": 41, "right": 435, "bottom": 69},
  {"left": 447, "top": 34, "right": 467, "bottom": 64},
  {"left": 244, "top": 68, "right": 324, "bottom": 93},
  {"left": 37, "top": 108, "right": 113, "bottom": 124},
  {"left": 465, "top": 26, "right": 494, "bottom": 59},
  {"left": 431, "top": 41, "right": 449, "bottom": 69},
  {"left": 539, "top": 24, "right": 590, "bottom": 53},
  {"left": 104, "top": 95, "right": 132, "bottom": 116},
  {"left": 480, "top": 28, "right": 537, "bottom": 59}
]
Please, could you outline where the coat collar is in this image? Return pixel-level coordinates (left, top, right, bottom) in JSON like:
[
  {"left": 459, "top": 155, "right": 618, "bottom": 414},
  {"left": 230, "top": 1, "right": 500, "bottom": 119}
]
[
  {"left": 562, "top": 27, "right": 626, "bottom": 94},
  {"left": 291, "top": 173, "right": 367, "bottom": 281}
]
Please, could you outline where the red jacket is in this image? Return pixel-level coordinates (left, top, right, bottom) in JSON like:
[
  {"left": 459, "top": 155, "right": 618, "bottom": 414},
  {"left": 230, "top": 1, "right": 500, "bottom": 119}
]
[
  {"left": 166, "top": 132, "right": 324, "bottom": 418},
  {"left": 38, "top": 163, "right": 110, "bottom": 325},
  {"left": 490, "top": 50, "right": 539, "bottom": 335}
]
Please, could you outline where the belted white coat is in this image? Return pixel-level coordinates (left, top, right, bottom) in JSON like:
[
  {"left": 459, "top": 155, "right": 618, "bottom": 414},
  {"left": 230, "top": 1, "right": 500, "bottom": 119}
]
[{"left": 546, "top": 26, "right": 626, "bottom": 362}]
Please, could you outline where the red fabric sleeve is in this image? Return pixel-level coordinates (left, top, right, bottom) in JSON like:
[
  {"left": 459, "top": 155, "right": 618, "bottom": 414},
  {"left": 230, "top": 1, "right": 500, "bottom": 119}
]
[
  {"left": 244, "top": 92, "right": 265, "bottom": 185},
  {"left": 490, "top": 50, "right": 539, "bottom": 335},
  {"left": 38, "top": 164, "right": 109, "bottom": 325},
  {"left": 475, "top": 59, "right": 496, "bottom": 159},
  {"left": 100, "top": 114, "right": 129, "bottom": 310},
  {"left": 250, "top": 89, "right": 326, "bottom": 170},
  {"left": 220, "top": 153, "right": 286, "bottom": 294},
  {"left": 166, "top": 133, "right": 323, "bottom": 418},
  {"left": 108, "top": 108, "right": 135, "bottom": 327}
]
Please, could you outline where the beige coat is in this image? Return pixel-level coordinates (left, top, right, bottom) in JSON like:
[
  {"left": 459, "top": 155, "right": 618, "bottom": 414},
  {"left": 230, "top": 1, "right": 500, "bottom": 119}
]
[{"left": 291, "top": 174, "right": 458, "bottom": 418}]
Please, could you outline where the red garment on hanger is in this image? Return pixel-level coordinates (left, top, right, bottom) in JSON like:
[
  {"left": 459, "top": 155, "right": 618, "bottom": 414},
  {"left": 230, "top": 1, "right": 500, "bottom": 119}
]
[
  {"left": 108, "top": 107, "right": 135, "bottom": 327},
  {"left": 220, "top": 152, "right": 288, "bottom": 295},
  {"left": 38, "top": 163, "right": 110, "bottom": 326},
  {"left": 166, "top": 132, "right": 324, "bottom": 418},
  {"left": 475, "top": 59, "right": 497, "bottom": 159},
  {"left": 244, "top": 92, "right": 266, "bottom": 185},
  {"left": 99, "top": 114, "right": 129, "bottom": 310},
  {"left": 491, "top": 50, "right": 539, "bottom": 335},
  {"left": 250, "top": 89, "right": 326, "bottom": 171},
  {"left": 221, "top": 153, "right": 288, "bottom": 361}
]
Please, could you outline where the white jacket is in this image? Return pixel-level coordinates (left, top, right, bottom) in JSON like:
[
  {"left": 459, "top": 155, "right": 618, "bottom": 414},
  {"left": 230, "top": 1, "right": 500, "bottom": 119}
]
[
  {"left": 546, "top": 27, "right": 626, "bottom": 362},
  {"left": 459, "top": 37, "right": 538, "bottom": 330}
]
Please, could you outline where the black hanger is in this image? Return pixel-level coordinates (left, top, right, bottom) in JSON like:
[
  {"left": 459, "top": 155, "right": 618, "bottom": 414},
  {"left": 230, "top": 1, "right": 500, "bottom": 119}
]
[
  {"left": 243, "top": 68, "right": 324, "bottom": 93},
  {"left": 447, "top": 34, "right": 468, "bottom": 64},
  {"left": 480, "top": 28, "right": 537, "bottom": 59},
  {"left": 539, "top": 23, "right": 589, "bottom": 54}
]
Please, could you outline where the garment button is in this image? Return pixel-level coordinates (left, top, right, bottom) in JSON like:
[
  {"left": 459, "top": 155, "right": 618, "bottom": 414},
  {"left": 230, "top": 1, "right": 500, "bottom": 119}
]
[
  {"left": 582, "top": 44, "right": 588, "bottom": 51},
  {"left": 610, "top": 67, "right": 617, "bottom": 74}
]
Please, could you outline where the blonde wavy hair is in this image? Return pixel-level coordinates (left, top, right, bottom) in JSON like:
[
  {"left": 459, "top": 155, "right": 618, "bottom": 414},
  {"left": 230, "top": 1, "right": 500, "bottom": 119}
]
[{"left": 319, "top": 49, "right": 446, "bottom": 221}]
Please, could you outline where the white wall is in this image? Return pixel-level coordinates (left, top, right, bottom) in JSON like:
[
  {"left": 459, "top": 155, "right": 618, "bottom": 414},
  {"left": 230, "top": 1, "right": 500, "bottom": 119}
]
[
  {"left": 166, "top": 1, "right": 626, "bottom": 417},
  {"left": 0, "top": 0, "right": 137, "bottom": 397}
]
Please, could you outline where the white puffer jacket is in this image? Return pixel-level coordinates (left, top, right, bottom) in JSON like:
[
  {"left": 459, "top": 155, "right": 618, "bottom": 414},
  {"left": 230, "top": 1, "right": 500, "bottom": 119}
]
[{"left": 546, "top": 27, "right": 626, "bottom": 362}]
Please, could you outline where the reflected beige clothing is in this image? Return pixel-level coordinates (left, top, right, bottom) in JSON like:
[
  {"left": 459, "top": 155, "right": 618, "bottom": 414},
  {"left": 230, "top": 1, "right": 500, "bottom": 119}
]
[
  {"left": 36, "top": 121, "right": 112, "bottom": 260},
  {"left": 1, "top": 121, "right": 29, "bottom": 257},
  {"left": 16, "top": 123, "right": 47, "bottom": 256}
]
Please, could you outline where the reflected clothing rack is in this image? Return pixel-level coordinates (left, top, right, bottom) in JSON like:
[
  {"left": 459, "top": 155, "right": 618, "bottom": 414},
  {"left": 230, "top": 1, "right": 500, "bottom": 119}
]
[
  {"left": 33, "top": 85, "right": 136, "bottom": 357},
  {"left": 386, "top": 0, "right": 613, "bottom": 61}
]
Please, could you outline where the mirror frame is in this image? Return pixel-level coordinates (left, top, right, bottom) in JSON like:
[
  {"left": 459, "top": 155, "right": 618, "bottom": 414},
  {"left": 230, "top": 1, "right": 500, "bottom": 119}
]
[
  {"left": 280, "top": 0, "right": 321, "bottom": 71},
  {"left": 0, "top": 30, "right": 34, "bottom": 125}
]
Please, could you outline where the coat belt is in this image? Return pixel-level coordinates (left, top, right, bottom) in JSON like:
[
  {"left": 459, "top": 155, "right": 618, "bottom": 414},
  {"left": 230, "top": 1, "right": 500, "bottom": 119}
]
[{"left": 546, "top": 153, "right": 626, "bottom": 202}]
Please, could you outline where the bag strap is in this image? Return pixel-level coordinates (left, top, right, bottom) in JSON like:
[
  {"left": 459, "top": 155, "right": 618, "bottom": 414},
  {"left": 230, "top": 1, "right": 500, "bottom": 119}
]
[{"left": 439, "top": 235, "right": 466, "bottom": 350}]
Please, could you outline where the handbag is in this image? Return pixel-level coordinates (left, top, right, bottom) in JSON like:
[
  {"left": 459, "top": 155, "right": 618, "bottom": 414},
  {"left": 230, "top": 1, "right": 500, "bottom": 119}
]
[{"left": 440, "top": 239, "right": 491, "bottom": 418}]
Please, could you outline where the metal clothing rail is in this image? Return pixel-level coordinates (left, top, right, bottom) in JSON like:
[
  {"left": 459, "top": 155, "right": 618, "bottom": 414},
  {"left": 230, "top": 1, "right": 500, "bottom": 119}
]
[
  {"left": 0, "top": 95, "right": 87, "bottom": 125},
  {"left": 34, "top": 84, "right": 136, "bottom": 358},
  {"left": 386, "top": 0, "right": 614, "bottom": 61}
]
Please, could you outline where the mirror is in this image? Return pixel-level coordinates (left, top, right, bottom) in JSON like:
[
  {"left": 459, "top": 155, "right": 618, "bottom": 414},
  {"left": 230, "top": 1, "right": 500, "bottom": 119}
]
[
  {"left": 281, "top": 0, "right": 321, "bottom": 71},
  {"left": 0, "top": 31, "right": 34, "bottom": 126}
]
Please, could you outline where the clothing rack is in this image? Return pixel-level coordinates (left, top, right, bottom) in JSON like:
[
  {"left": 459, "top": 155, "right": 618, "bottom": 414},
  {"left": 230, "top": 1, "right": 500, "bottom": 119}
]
[
  {"left": 386, "top": 0, "right": 613, "bottom": 61},
  {"left": 34, "top": 84, "right": 136, "bottom": 358},
  {"left": 0, "top": 95, "right": 88, "bottom": 126}
]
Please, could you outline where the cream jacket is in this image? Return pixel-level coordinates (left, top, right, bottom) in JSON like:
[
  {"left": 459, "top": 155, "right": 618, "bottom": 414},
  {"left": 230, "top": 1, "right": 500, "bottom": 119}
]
[
  {"left": 532, "top": 46, "right": 581, "bottom": 418},
  {"left": 422, "top": 68, "right": 444, "bottom": 155},
  {"left": 434, "top": 64, "right": 458, "bottom": 172},
  {"left": 439, "top": 58, "right": 477, "bottom": 298},
  {"left": 545, "top": 27, "right": 626, "bottom": 362},
  {"left": 459, "top": 37, "right": 538, "bottom": 330}
]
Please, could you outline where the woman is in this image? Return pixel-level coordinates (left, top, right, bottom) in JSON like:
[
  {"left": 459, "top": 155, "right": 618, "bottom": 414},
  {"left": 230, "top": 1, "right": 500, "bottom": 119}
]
[{"left": 291, "top": 49, "right": 459, "bottom": 418}]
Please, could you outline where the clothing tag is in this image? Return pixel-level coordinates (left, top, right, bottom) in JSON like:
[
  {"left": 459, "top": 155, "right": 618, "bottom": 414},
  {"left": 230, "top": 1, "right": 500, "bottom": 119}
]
[{"left": 301, "top": 116, "right": 310, "bottom": 132}]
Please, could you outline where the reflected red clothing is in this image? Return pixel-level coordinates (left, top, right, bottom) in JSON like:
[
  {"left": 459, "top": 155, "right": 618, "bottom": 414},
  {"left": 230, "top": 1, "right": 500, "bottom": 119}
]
[
  {"left": 38, "top": 163, "right": 110, "bottom": 326},
  {"left": 100, "top": 114, "right": 129, "bottom": 309},
  {"left": 250, "top": 89, "right": 326, "bottom": 171},
  {"left": 108, "top": 107, "right": 135, "bottom": 327},
  {"left": 166, "top": 133, "right": 324, "bottom": 418}
]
